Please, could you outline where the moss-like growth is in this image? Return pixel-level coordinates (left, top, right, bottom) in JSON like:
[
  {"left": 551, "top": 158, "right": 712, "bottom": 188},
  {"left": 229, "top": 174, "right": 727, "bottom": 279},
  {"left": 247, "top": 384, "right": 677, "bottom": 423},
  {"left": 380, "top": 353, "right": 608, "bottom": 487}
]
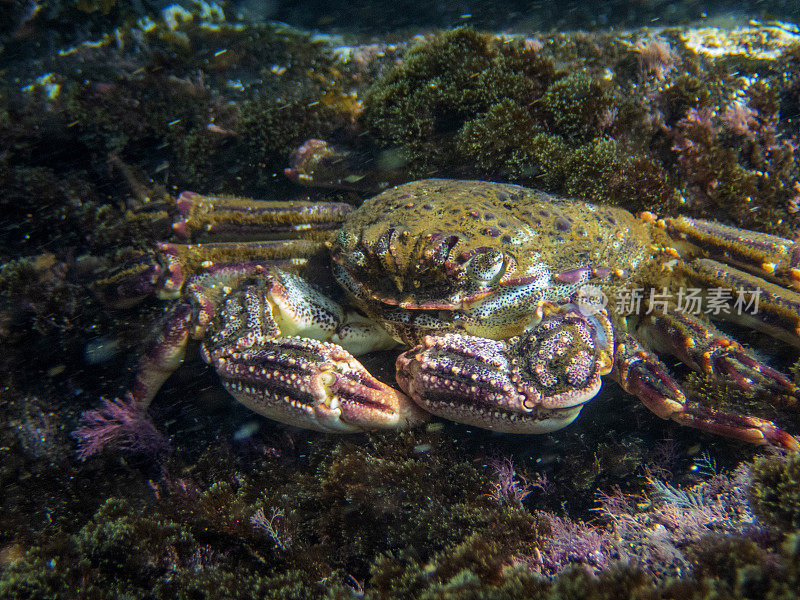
[
  {"left": 540, "top": 73, "right": 611, "bottom": 142},
  {"left": 456, "top": 99, "right": 541, "bottom": 179},
  {"left": 77, "top": 497, "right": 196, "bottom": 574},
  {"left": 525, "top": 133, "right": 572, "bottom": 189},
  {"left": 658, "top": 73, "right": 712, "bottom": 124},
  {"left": 689, "top": 535, "right": 772, "bottom": 596},
  {"left": 563, "top": 137, "right": 621, "bottom": 203},
  {"left": 748, "top": 453, "right": 800, "bottom": 531},
  {"left": 607, "top": 155, "right": 675, "bottom": 214},
  {"left": 547, "top": 564, "right": 655, "bottom": 600},
  {"left": 362, "top": 27, "right": 555, "bottom": 174},
  {"left": 364, "top": 27, "right": 677, "bottom": 210},
  {"left": 0, "top": 432, "right": 543, "bottom": 598}
]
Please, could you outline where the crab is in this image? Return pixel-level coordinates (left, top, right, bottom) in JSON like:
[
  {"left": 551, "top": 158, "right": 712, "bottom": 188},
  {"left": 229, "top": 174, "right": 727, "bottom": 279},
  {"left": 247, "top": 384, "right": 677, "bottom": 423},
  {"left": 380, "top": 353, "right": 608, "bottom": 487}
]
[{"left": 78, "top": 178, "right": 800, "bottom": 456}]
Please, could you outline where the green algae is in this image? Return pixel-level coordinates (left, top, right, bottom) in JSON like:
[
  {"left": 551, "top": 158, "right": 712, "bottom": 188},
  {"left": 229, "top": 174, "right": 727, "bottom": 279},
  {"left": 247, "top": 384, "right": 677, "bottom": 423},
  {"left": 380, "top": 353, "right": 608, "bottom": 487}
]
[
  {"left": 362, "top": 27, "right": 677, "bottom": 211},
  {"left": 0, "top": 432, "right": 538, "bottom": 599},
  {"left": 456, "top": 99, "right": 541, "bottom": 180},
  {"left": 748, "top": 453, "right": 800, "bottom": 532},
  {"left": 539, "top": 73, "right": 612, "bottom": 142},
  {"left": 5, "top": 427, "right": 800, "bottom": 599},
  {"left": 362, "top": 27, "right": 556, "bottom": 175},
  {"left": 358, "top": 25, "right": 800, "bottom": 228}
]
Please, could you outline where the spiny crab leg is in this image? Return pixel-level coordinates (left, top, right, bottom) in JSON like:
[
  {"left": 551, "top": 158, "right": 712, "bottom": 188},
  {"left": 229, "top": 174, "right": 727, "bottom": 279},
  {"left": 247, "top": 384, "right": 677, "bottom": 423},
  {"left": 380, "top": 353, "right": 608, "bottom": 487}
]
[
  {"left": 94, "top": 262, "right": 290, "bottom": 412},
  {"left": 95, "top": 189, "right": 352, "bottom": 309},
  {"left": 94, "top": 240, "right": 326, "bottom": 308},
  {"left": 396, "top": 305, "right": 615, "bottom": 433},
  {"left": 172, "top": 191, "right": 352, "bottom": 242},
  {"left": 664, "top": 215, "right": 800, "bottom": 289},
  {"left": 680, "top": 258, "right": 800, "bottom": 345},
  {"left": 614, "top": 331, "right": 799, "bottom": 450},
  {"left": 642, "top": 310, "right": 798, "bottom": 400},
  {"left": 658, "top": 215, "right": 800, "bottom": 344}
]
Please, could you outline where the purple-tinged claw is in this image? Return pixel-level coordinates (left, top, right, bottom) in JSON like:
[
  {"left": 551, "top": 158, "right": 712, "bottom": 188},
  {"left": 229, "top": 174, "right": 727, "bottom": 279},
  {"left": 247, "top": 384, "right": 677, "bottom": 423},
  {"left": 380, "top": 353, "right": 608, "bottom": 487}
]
[
  {"left": 208, "top": 337, "right": 427, "bottom": 432},
  {"left": 396, "top": 309, "right": 611, "bottom": 433}
]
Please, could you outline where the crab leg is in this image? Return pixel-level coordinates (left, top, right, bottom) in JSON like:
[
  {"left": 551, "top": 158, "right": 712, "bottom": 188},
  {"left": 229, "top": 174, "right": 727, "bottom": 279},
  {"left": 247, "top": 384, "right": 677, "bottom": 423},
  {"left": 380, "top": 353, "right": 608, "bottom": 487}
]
[
  {"left": 86, "top": 263, "right": 285, "bottom": 423},
  {"left": 642, "top": 308, "right": 799, "bottom": 399},
  {"left": 130, "top": 303, "right": 194, "bottom": 408},
  {"left": 95, "top": 239, "right": 331, "bottom": 308},
  {"left": 664, "top": 216, "right": 800, "bottom": 289},
  {"left": 614, "top": 331, "right": 799, "bottom": 450},
  {"left": 172, "top": 191, "right": 352, "bottom": 242},
  {"left": 165, "top": 238, "right": 328, "bottom": 281},
  {"left": 96, "top": 190, "right": 354, "bottom": 309},
  {"left": 72, "top": 299, "right": 196, "bottom": 459},
  {"left": 126, "top": 261, "right": 297, "bottom": 407},
  {"left": 679, "top": 258, "right": 800, "bottom": 346}
]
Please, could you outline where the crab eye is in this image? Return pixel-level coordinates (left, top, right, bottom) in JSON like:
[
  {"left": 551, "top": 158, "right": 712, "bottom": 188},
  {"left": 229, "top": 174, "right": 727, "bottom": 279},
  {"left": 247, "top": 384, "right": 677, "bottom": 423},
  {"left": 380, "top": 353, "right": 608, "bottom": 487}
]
[{"left": 465, "top": 250, "right": 506, "bottom": 286}]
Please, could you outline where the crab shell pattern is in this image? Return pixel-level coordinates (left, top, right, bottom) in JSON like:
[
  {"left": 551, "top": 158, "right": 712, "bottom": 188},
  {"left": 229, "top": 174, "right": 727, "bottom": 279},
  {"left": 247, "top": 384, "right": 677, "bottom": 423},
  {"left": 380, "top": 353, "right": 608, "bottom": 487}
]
[{"left": 86, "top": 179, "right": 800, "bottom": 452}]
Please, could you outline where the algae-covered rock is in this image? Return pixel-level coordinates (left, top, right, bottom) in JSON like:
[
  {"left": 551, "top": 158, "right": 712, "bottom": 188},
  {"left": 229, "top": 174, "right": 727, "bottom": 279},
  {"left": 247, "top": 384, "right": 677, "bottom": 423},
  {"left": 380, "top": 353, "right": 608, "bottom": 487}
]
[
  {"left": 748, "top": 453, "right": 800, "bottom": 531},
  {"left": 362, "top": 27, "right": 556, "bottom": 174}
]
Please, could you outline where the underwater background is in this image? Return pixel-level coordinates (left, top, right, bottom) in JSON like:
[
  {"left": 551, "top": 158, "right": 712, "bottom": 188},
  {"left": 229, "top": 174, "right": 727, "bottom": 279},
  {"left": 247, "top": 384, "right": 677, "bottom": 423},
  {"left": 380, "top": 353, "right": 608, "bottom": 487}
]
[{"left": 3, "top": 1, "right": 800, "bottom": 598}]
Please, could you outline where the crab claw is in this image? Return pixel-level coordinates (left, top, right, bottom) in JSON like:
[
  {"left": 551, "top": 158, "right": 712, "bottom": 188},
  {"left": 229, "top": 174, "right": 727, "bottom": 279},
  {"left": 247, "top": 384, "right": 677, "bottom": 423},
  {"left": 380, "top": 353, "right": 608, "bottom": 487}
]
[
  {"left": 396, "top": 308, "right": 614, "bottom": 433},
  {"left": 93, "top": 244, "right": 184, "bottom": 309},
  {"left": 206, "top": 336, "right": 428, "bottom": 432}
]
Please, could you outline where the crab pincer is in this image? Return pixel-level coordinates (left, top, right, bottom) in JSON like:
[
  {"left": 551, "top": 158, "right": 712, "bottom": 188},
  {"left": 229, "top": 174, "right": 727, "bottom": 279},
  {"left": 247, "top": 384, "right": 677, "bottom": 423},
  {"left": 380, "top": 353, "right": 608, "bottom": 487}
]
[
  {"left": 205, "top": 336, "right": 428, "bottom": 432},
  {"left": 396, "top": 306, "right": 615, "bottom": 433}
]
